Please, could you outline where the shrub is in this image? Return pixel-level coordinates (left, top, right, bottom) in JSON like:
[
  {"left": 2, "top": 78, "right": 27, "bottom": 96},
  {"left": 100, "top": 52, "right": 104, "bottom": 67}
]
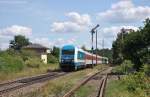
[
  {"left": 141, "top": 64, "right": 150, "bottom": 76},
  {"left": 47, "top": 54, "right": 58, "bottom": 63},
  {"left": 0, "top": 52, "right": 24, "bottom": 73},
  {"left": 112, "top": 60, "right": 134, "bottom": 74},
  {"left": 25, "top": 57, "right": 43, "bottom": 68},
  {"left": 20, "top": 50, "right": 39, "bottom": 61},
  {"left": 122, "top": 72, "right": 150, "bottom": 96}
]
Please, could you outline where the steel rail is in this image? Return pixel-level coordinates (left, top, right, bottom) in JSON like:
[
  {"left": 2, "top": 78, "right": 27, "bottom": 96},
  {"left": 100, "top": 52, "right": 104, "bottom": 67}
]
[
  {"left": 63, "top": 68, "right": 108, "bottom": 97},
  {"left": 0, "top": 72, "right": 58, "bottom": 87},
  {"left": 97, "top": 74, "right": 108, "bottom": 97},
  {"left": 0, "top": 72, "right": 66, "bottom": 95}
]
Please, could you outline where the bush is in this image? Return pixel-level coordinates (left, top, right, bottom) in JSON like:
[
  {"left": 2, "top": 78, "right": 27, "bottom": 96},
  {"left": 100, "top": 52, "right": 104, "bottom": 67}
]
[
  {"left": 141, "top": 64, "right": 150, "bottom": 76},
  {"left": 20, "top": 50, "right": 38, "bottom": 61},
  {"left": 25, "top": 57, "right": 43, "bottom": 68},
  {"left": 122, "top": 72, "right": 150, "bottom": 96},
  {"left": 0, "top": 52, "right": 24, "bottom": 73},
  {"left": 47, "top": 54, "right": 58, "bottom": 63},
  {"left": 112, "top": 60, "right": 134, "bottom": 74}
]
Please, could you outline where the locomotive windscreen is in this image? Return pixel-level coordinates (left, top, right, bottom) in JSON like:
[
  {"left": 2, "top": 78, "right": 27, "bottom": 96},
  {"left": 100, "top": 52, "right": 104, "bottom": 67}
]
[{"left": 62, "top": 50, "right": 74, "bottom": 55}]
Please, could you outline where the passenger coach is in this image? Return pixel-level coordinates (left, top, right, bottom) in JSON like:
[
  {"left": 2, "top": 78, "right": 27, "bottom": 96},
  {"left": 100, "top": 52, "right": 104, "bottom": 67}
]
[{"left": 59, "top": 45, "right": 108, "bottom": 71}]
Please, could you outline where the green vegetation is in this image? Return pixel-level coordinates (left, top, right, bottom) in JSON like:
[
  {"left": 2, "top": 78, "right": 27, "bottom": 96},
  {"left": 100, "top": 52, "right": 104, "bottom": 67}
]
[
  {"left": 110, "top": 18, "right": 150, "bottom": 97},
  {"left": 0, "top": 49, "right": 59, "bottom": 82},
  {"left": 112, "top": 60, "right": 134, "bottom": 74},
  {"left": 10, "top": 35, "right": 30, "bottom": 51},
  {"left": 106, "top": 72, "right": 150, "bottom": 97},
  {"left": 47, "top": 54, "right": 58, "bottom": 63},
  {"left": 0, "top": 51, "right": 24, "bottom": 73},
  {"left": 25, "top": 57, "right": 43, "bottom": 68},
  {"left": 112, "top": 18, "right": 150, "bottom": 70},
  {"left": 0, "top": 35, "right": 60, "bottom": 82},
  {"left": 107, "top": 62, "right": 150, "bottom": 97},
  {"left": 141, "top": 64, "right": 150, "bottom": 76},
  {"left": 73, "top": 85, "right": 94, "bottom": 97},
  {"left": 51, "top": 46, "right": 60, "bottom": 60}
]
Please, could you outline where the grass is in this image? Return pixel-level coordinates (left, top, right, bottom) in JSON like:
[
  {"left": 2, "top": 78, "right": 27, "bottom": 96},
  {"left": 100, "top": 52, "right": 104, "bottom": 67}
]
[
  {"left": 105, "top": 80, "right": 131, "bottom": 97},
  {"left": 0, "top": 63, "right": 59, "bottom": 82},
  {"left": 105, "top": 79, "right": 150, "bottom": 97},
  {"left": 72, "top": 85, "right": 94, "bottom": 97},
  {"left": 18, "top": 64, "right": 107, "bottom": 97}
]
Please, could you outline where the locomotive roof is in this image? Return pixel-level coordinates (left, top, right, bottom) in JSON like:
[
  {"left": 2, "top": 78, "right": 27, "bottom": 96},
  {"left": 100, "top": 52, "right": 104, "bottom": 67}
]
[
  {"left": 62, "top": 45, "right": 108, "bottom": 59},
  {"left": 62, "top": 45, "right": 76, "bottom": 50}
]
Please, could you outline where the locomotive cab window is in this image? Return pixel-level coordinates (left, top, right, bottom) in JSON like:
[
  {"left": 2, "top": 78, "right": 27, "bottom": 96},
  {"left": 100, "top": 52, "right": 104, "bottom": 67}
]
[{"left": 62, "top": 50, "right": 74, "bottom": 55}]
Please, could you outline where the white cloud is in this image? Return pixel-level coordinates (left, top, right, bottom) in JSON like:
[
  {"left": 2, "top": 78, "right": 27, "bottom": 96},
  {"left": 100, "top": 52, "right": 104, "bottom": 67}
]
[
  {"left": 51, "top": 12, "right": 91, "bottom": 33},
  {"left": 32, "top": 37, "right": 76, "bottom": 48},
  {"left": 54, "top": 38, "right": 76, "bottom": 47},
  {"left": 0, "top": 25, "right": 32, "bottom": 50},
  {"left": 0, "top": 25, "right": 32, "bottom": 36},
  {"left": 101, "top": 26, "right": 138, "bottom": 38},
  {"left": 31, "top": 38, "right": 54, "bottom": 48},
  {"left": 67, "top": 12, "right": 91, "bottom": 25},
  {"left": 95, "top": 25, "right": 138, "bottom": 48},
  {"left": 98, "top": 0, "right": 150, "bottom": 23}
]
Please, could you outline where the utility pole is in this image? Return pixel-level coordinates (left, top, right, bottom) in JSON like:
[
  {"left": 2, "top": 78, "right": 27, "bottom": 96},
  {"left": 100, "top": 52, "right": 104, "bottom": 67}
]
[
  {"left": 96, "top": 30, "right": 98, "bottom": 65},
  {"left": 91, "top": 24, "right": 99, "bottom": 67},
  {"left": 121, "top": 28, "right": 125, "bottom": 61},
  {"left": 102, "top": 39, "right": 104, "bottom": 64},
  {"left": 91, "top": 30, "right": 94, "bottom": 67}
]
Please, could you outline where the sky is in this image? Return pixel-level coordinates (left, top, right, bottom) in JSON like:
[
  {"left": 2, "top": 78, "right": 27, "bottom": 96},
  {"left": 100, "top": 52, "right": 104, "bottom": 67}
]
[{"left": 0, "top": 0, "right": 150, "bottom": 50}]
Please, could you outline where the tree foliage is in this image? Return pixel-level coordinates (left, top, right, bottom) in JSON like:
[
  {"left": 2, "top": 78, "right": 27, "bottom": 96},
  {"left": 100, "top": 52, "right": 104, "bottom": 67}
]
[
  {"left": 51, "top": 46, "right": 60, "bottom": 59},
  {"left": 112, "top": 29, "right": 129, "bottom": 64},
  {"left": 112, "top": 18, "right": 150, "bottom": 70},
  {"left": 9, "top": 35, "right": 30, "bottom": 51}
]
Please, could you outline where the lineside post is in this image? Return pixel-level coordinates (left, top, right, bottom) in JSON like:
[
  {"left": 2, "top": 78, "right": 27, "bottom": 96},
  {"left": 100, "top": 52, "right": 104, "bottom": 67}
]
[{"left": 96, "top": 30, "right": 98, "bottom": 65}]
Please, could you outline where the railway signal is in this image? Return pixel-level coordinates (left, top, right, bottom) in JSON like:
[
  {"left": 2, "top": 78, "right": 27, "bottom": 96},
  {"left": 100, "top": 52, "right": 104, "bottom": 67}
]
[{"left": 91, "top": 24, "right": 99, "bottom": 67}]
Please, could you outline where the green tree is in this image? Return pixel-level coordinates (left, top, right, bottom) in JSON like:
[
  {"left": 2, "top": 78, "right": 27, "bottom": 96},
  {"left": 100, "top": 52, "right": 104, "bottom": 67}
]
[
  {"left": 47, "top": 54, "right": 58, "bottom": 63},
  {"left": 122, "top": 19, "right": 150, "bottom": 70},
  {"left": 9, "top": 35, "right": 30, "bottom": 51},
  {"left": 51, "top": 46, "right": 60, "bottom": 59},
  {"left": 112, "top": 29, "right": 128, "bottom": 65}
]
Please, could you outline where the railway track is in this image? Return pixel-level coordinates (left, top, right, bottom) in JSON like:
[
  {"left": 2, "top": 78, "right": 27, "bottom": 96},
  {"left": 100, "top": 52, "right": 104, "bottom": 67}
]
[
  {"left": 0, "top": 71, "right": 67, "bottom": 95},
  {"left": 96, "top": 74, "right": 108, "bottom": 97},
  {"left": 63, "top": 68, "right": 111, "bottom": 97}
]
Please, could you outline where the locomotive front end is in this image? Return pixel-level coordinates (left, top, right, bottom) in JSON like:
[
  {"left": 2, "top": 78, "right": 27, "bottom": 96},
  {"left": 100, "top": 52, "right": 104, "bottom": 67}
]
[{"left": 60, "top": 45, "right": 76, "bottom": 71}]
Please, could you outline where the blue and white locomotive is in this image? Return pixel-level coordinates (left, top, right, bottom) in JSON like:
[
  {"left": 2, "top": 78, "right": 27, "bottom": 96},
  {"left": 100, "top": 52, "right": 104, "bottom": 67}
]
[{"left": 59, "top": 45, "right": 108, "bottom": 71}]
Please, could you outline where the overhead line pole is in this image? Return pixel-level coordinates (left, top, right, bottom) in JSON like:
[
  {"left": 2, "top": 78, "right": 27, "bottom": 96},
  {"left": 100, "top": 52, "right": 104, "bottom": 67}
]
[
  {"left": 102, "top": 39, "right": 104, "bottom": 64},
  {"left": 91, "top": 24, "right": 99, "bottom": 67},
  {"left": 96, "top": 30, "right": 98, "bottom": 65},
  {"left": 91, "top": 31, "right": 94, "bottom": 67}
]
